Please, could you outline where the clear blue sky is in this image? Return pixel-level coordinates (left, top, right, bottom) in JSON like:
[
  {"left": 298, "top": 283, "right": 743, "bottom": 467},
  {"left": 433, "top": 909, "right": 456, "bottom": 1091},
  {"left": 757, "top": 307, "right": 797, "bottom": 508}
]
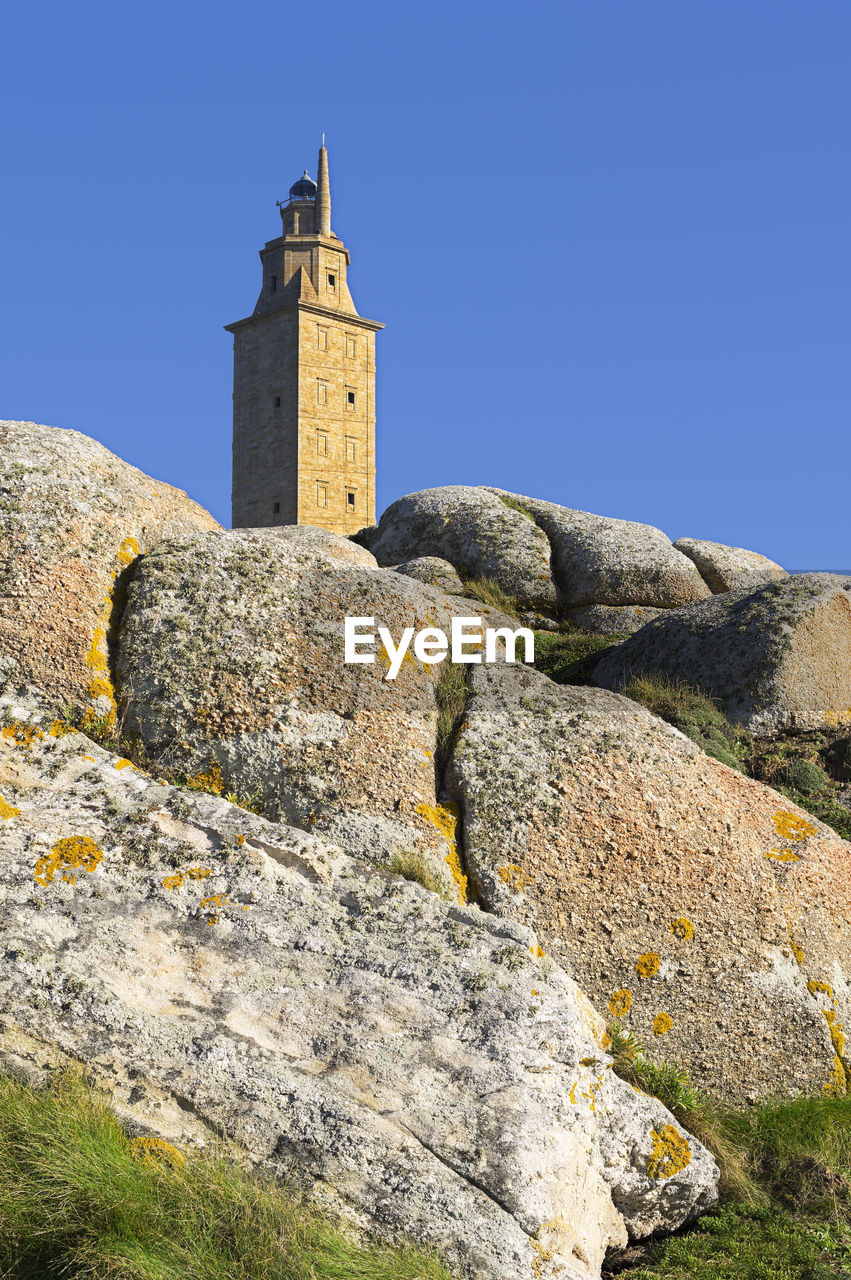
[{"left": 2, "top": 1, "right": 849, "bottom": 567}]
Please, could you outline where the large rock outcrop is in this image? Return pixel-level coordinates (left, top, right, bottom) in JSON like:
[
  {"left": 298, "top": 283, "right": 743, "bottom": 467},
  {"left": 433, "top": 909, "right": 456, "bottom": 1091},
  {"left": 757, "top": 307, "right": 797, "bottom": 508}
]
[
  {"left": 446, "top": 662, "right": 851, "bottom": 1103},
  {"left": 0, "top": 697, "right": 718, "bottom": 1280},
  {"left": 673, "top": 537, "right": 787, "bottom": 594},
  {"left": 594, "top": 574, "right": 851, "bottom": 735},
  {"left": 0, "top": 421, "right": 219, "bottom": 723},
  {"left": 486, "top": 490, "right": 711, "bottom": 609},
  {"left": 115, "top": 525, "right": 477, "bottom": 897},
  {"left": 364, "top": 487, "right": 558, "bottom": 610}
]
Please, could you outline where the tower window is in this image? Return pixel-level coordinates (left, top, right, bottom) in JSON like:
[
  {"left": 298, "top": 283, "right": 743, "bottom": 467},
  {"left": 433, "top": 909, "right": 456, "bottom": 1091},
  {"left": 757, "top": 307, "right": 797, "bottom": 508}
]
[
  {"left": 274, "top": 395, "right": 281, "bottom": 408},
  {"left": 317, "top": 431, "right": 328, "bottom": 456},
  {"left": 346, "top": 335, "right": 357, "bottom": 358},
  {"left": 346, "top": 490, "right": 356, "bottom": 511},
  {"left": 327, "top": 273, "right": 336, "bottom": 291},
  {"left": 346, "top": 390, "right": 356, "bottom": 410},
  {"left": 271, "top": 275, "right": 277, "bottom": 293},
  {"left": 345, "top": 436, "right": 356, "bottom": 462},
  {"left": 317, "top": 381, "right": 328, "bottom": 405},
  {"left": 316, "top": 482, "right": 328, "bottom": 507},
  {"left": 318, "top": 326, "right": 329, "bottom": 350},
  {"left": 273, "top": 502, "right": 280, "bottom": 514}
]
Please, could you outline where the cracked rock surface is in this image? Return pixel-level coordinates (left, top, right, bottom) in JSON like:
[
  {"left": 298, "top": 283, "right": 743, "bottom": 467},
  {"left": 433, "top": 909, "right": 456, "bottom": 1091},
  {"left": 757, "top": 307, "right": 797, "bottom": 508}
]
[{"left": 0, "top": 697, "right": 717, "bottom": 1280}]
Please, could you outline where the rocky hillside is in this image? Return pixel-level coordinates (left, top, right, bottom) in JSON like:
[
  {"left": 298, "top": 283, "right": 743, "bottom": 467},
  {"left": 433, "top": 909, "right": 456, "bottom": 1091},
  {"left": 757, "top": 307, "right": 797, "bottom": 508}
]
[{"left": 1, "top": 425, "right": 849, "bottom": 1279}]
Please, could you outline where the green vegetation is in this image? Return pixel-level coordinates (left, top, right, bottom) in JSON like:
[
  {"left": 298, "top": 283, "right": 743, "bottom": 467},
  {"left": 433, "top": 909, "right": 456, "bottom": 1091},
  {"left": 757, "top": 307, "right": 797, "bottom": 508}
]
[
  {"left": 387, "top": 849, "right": 454, "bottom": 900},
  {"left": 606, "top": 1027, "right": 851, "bottom": 1279},
  {"left": 434, "top": 659, "right": 469, "bottom": 777},
  {"left": 0, "top": 1069, "right": 452, "bottom": 1280},
  {"left": 457, "top": 574, "right": 520, "bottom": 616},
  {"left": 496, "top": 493, "right": 536, "bottom": 522},
  {"left": 618, "top": 676, "right": 851, "bottom": 843},
  {"left": 533, "top": 628, "right": 631, "bottom": 685}
]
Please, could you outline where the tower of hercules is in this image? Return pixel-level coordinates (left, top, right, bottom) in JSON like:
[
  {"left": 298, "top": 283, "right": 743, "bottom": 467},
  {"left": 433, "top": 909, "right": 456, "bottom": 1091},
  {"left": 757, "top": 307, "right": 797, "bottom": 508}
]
[{"left": 226, "top": 144, "right": 383, "bottom": 534}]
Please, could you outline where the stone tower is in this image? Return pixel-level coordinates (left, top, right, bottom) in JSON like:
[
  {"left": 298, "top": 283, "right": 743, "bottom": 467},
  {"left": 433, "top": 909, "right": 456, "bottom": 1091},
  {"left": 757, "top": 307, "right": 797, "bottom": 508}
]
[{"left": 226, "top": 145, "right": 383, "bottom": 534}]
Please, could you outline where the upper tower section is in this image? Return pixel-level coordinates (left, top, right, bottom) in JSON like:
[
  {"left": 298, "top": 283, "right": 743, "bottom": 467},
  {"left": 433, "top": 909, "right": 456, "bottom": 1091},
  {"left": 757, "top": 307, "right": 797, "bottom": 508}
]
[{"left": 252, "top": 144, "right": 359, "bottom": 319}]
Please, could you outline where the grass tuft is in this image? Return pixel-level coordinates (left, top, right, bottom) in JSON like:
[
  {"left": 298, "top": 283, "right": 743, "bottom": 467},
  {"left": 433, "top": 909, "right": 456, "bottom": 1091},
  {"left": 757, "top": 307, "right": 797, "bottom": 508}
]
[
  {"left": 434, "top": 661, "right": 469, "bottom": 778},
  {"left": 496, "top": 494, "right": 536, "bottom": 523},
  {"left": 0, "top": 1069, "right": 453, "bottom": 1280},
  {"left": 456, "top": 575, "right": 520, "bottom": 616},
  {"left": 533, "top": 629, "right": 630, "bottom": 685}
]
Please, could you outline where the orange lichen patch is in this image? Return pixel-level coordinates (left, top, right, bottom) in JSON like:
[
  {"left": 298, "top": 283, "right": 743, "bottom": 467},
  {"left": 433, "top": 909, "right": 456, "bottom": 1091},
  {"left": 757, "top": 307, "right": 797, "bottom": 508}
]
[
  {"left": 116, "top": 535, "right": 140, "bottom": 567},
  {"left": 130, "top": 1135, "right": 184, "bottom": 1169},
  {"left": 34, "top": 836, "right": 104, "bottom": 887},
  {"left": 47, "top": 720, "right": 74, "bottom": 738},
  {"left": 823, "top": 1056, "right": 847, "bottom": 1097},
  {"left": 496, "top": 863, "right": 531, "bottom": 892},
  {"left": 772, "top": 811, "right": 817, "bottom": 842},
  {"left": 416, "top": 800, "right": 467, "bottom": 903},
  {"left": 82, "top": 755, "right": 95, "bottom": 763},
  {"left": 2, "top": 722, "right": 44, "bottom": 750},
  {"left": 87, "top": 676, "right": 114, "bottom": 701},
  {"left": 185, "top": 762, "right": 225, "bottom": 796},
  {"left": 670, "top": 917, "right": 694, "bottom": 941},
  {"left": 608, "top": 989, "right": 632, "bottom": 1018},
  {"left": 530, "top": 943, "right": 546, "bottom": 959},
  {"left": 767, "top": 847, "right": 800, "bottom": 863},
  {"left": 807, "top": 980, "right": 835, "bottom": 1000},
  {"left": 531, "top": 988, "right": 540, "bottom": 996},
  {"left": 235, "top": 835, "right": 245, "bottom": 845},
  {"left": 635, "top": 952, "right": 661, "bottom": 979},
  {"left": 206, "top": 916, "right": 219, "bottom": 926},
  {"left": 652, "top": 1012, "right": 674, "bottom": 1036},
  {"left": 646, "top": 1125, "right": 691, "bottom": 1179},
  {"left": 186, "top": 867, "right": 212, "bottom": 880},
  {"left": 0, "top": 795, "right": 21, "bottom": 819},
  {"left": 162, "top": 873, "right": 184, "bottom": 890},
  {"left": 114, "top": 758, "right": 134, "bottom": 771}
]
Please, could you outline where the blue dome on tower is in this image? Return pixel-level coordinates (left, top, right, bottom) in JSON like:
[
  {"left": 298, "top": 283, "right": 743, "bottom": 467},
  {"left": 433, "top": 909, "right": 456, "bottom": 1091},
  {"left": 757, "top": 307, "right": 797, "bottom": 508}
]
[{"left": 289, "top": 170, "right": 317, "bottom": 200}]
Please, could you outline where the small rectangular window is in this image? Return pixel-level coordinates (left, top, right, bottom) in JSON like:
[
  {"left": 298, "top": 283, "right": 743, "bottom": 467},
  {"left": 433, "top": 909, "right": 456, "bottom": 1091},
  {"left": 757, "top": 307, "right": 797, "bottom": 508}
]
[
  {"left": 274, "top": 395, "right": 281, "bottom": 408},
  {"left": 316, "top": 432, "right": 328, "bottom": 456},
  {"left": 346, "top": 335, "right": 357, "bottom": 358},
  {"left": 345, "top": 436, "right": 356, "bottom": 462},
  {"left": 346, "top": 389, "right": 356, "bottom": 410},
  {"left": 346, "top": 490, "right": 356, "bottom": 511},
  {"left": 327, "top": 273, "right": 336, "bottom": 291},
  {"left": 316, "top": 482, "right": 328, "bottom": 507},
  {"left": 317, "top": 381, "right": 328, "bottom": 405},
  {"left": 273, "top": 501, "right": 280, "bottom": 514},
  {"left": 271, "top": 275, "right": 277, "bottom": 293},
  {"left": 317, "top": 326, "right": 329, "bottom": 350}
]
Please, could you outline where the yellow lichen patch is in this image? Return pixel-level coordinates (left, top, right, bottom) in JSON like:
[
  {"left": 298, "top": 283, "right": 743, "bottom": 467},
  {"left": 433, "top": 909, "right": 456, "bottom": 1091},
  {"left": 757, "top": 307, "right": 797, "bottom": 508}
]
[
  {"left": 34, "top": 836, "right": 104, "bottom": 888},
  {"left": 378, "top": 642, "right": 417, "bottom": 675},
  {"left": 652, "top": 1012, "right": 674, "bottom": 1036},
  {"left": 47, "top": 720, "right": 74, "bottom": 738},
  {"left": 670, "top": 917, "right": 694, "bottom": 941},
  {"left": 791, "top": 941, "right": 806, "bottom": 965},
  {"left": 82, "top": 755, "right": 95, "bottom": 763},
  {"left": 116, "top": 535, "right": 140, "bottom": 567},
  {"left": 569, "top": 1081, "right": 577, "bottom": 1104},
  {"left": 767, "top": 847, "right": 800, "bottom": 863},
  {"left": 0, "top": 795, "right": 20, "bottom": 819},
  {"left": 416, "top": 801, "right": 467, "bottom": 903},
  {"left": 530, "top": 943, "right": 546, "bottom": 959},
  {"left": 2, "top": 722, "right": 44, "bottom": 750},
  {"left": 497, "top": 863, "right": 531, "bottom": 892},
  {"left": 824, "top": 1011, "right": 846, "bottom": 1059},
  {"left": 162, "top": 873, "right": 184, "bottom": 890},
  {"left": 235, "top": 835, "right": 245, "bottom": 845},
  {"left": 114, "top": 758, "right": 134, "bottom": 771},
  {"left": 608, "top": 989, "right": 632, "bottom": 1018},
  {"left": 87, "top": 676, "right": 114, "bottom": 701},
  {"left": 823, "top": 1056, "right": 848, "bottom": 1097},
  {"left": 807, "top": 980, "right": 835, "bottom": 1000},
  {"left": 646, "top": 1125, "right": 692, "bottom": 1179},
  {"left": 185, "top": 762, "right": 225, "bottom": 796},
  {"left": 772, "top": 811, "right": 817, "bottom": 842},
  {"left": 635, "top": 952, "right": 661, "bottom": 979},
  {"left": 187, "top": 867, "right": 212, "bottom": 880},
  {"left": 130, "top": 1135, "right": 184, "bottom": 1169},
  {"left": 85, "top": 625, "right": 110, "bottom": 675}
]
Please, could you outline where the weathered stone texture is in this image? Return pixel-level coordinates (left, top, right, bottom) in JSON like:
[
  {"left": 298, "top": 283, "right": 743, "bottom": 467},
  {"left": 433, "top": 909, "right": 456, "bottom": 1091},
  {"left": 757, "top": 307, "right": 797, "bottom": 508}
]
[
  {"left": 393, "top": 556, "right": 465, "bottom": 595},
  {"left": 568, "top": 605, "right": 669, "bottom": 636},
  {"left": 674, "top": 537, "right": 787, "bottom": 594},
  {"left": 446, "top": 662, "right": 851, "bottom": 1103},
  {"left": 0, "top": 420, "right": 219, "bottom": 721},
  {"left": 366, "top": 486, "right": 558, "bottom": 610},
  {"left": 594, "top": 574, "right": 851, "bottom": 735},
  {"left": 0, "top": 698, "right": 718, "bottom": 1280}
]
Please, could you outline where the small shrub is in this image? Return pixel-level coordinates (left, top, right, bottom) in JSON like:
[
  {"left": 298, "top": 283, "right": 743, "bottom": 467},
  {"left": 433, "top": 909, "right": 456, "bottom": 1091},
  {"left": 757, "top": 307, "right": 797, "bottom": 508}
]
[
  {"left": 388, "top": 849, "right": 451, "bottom": 899},
  {"left": 781, "top": 758, "right": 829, "bottom": 795},
  {"left": 534, "top": 629, "right": 630, "bottom": 685},
  {"left": 624, "top": 675, "right": 750, "bottom": 771}
]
